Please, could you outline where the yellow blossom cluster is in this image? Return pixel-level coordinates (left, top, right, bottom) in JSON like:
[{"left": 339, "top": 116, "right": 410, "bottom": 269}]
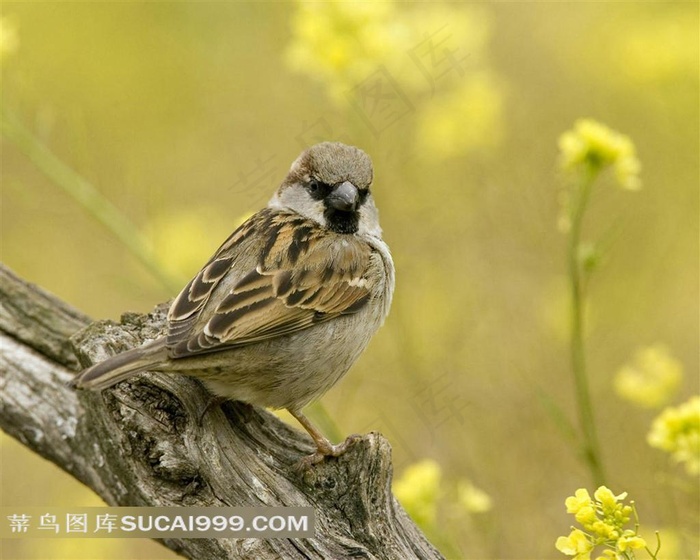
[
  {"left": 556, "top": 486, "right": 647, "bottom": 560},
  {"left": 648, "top": 395, "right": 700, "bottom": 475},
  {"left": 393, "top": 458, "right": 492, "bottom": 536},
  {"left": 0, "top": 16, "right": 18, "bottom": 64},
  {"left": 456, "top": 478, "right": 493, "bottom": 514},
  {"left": 611, "top": 13, "right": 697, "bottom": 86},
  {"left": 285, "top": 2, "right": 505, "bottom": 160},
  {"left": 393, "top": 459, "right": 442, "bottom": 528},
  {"left": 558, "top": 119, "right": 641, "bottom": 191},
  {"left": 415, "top": 71, "right": 504, "bottom": 160},
  {"left": 614, "top": 345, "right": 683, "bottom": 409},
  {"left": 286, "top": 1, "right": 404, "bottom": 103}
]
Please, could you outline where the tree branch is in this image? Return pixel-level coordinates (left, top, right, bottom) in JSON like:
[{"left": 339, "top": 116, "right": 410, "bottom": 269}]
[{"left": 0, "top": 263, "right": 442, "bottom": 560}]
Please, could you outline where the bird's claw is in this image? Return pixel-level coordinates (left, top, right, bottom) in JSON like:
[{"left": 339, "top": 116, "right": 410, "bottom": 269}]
[{"left": 295, "top": 433, "right": 361, "bottom": 472}]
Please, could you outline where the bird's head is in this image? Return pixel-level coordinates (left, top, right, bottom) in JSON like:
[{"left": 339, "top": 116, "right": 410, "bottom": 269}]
[{"left": 272, "top": 142, "right": 380, "bottom": 236}]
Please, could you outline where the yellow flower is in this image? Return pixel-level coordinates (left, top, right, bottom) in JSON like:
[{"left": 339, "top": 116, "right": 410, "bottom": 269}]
[
  {"left": 593, "top": 486, "right": 627, "bottom": 511},
  {"left": 556, "top": 528, "right": 594, "bottom": 559},
  {"left": 558, "top": 119, "right": 641, "bottom": 191},
  {"left": 415, "top": 71, "right": 505, "bottom": 161},
  {"left": 0, "top": 16, "right": 19, "bottom": 63},
  {"left": 456, "top": 479, "right": 492, "bottom": 513},
  {"left": 557, "top": 486, "right": 652, "bottom": 559},
  {"left": 614, "top": 344, "right": 683, "bottom": 408},
  {"left": 648, "top": 395, "right": 700, "bottom": 475},
  {"left": 395, "top": 5, "right": 492, "bottom": 92},
  {"left": 286, "top": 2, "right": 498, "bottom": 111},
  {"left": 617, "top": 530, "right": 647, "bottom": 551},
  {"left": 286, "top": 3, "right": 505, "bottom": 158},
  {"left": 615, "top": 15, "right": 697, "bottom": 85},
  {"left": 574, "top": 506, "right": 597, "bottom": 530},
  {"left": 286, "top": 0, "right": 409, "bottom": 103},
  {"left": 393, "top": 459, "right": 441, "bottom": 529},
  {"left": 566, "top": 488, "right": 593, "bottom": 513}
]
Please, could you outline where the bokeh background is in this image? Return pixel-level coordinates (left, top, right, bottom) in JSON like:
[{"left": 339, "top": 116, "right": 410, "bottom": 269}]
[{"left": 1, "top": 2, "right": 698, "bottom": 559}]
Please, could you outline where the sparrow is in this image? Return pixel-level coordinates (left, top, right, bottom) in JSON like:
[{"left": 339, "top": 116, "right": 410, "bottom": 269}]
[{"left": 71, "top": 142, "right": 395, "bottom": 467}]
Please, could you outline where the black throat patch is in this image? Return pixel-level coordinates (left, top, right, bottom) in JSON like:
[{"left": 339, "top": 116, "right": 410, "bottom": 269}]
[{"left": 324, "top": 208, "right": 359, "bottom": 234}]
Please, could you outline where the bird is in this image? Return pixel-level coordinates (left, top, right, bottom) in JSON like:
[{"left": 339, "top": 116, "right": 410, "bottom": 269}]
[{"left": 71, "top": 141, "right": 395, "bottom": 467}]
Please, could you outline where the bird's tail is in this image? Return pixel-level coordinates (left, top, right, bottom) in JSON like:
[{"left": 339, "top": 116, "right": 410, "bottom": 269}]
[{"left": 70, "top": 338, "right": 168, "bottom": 390}]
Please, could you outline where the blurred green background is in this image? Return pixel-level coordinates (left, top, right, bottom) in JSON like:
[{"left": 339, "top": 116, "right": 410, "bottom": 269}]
[{"left": 1, "top": 2, "right": 698, "bottom": 559}]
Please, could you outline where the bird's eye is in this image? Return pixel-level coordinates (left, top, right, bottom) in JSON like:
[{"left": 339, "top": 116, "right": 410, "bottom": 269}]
[{"left": 306, "top": 178, "right": 330, "bottom": 199}]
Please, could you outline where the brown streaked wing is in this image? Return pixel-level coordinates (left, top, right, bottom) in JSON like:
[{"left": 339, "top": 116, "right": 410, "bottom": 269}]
[
  {"left": 168, "top": 256, "right": 233, "bottom": 321},
  {"left": 167, "top": 220, "right": 374, "bottom": 358},
  {"left": 165, "top": 209, "right": 271, "bottom": 350}
]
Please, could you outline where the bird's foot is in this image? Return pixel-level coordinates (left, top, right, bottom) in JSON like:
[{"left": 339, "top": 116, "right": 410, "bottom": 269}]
[{"left": 295, "top": 433, "right": 361, "bottom": 472}]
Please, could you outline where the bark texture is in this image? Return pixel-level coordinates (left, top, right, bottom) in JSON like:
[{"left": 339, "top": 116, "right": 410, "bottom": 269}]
[{"left": 0, "top": 263, "right": 443, "bottom": 560}]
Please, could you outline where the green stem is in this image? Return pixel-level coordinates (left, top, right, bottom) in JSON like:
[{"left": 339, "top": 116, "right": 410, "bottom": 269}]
[
  {"left": 1, "top": 108, "right": 182, "bottom": 293},
  {"left": 568, "top": 165, "right": 606, "bottom": 486}
]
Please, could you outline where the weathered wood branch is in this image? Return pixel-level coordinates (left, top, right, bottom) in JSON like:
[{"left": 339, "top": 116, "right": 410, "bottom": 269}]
[{"left": 0, "top": 263, "right": 442, "bottom": 560}]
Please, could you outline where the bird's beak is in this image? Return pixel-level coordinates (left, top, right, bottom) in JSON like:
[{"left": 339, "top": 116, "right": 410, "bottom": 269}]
[{"left": 327, "top": 181, "right": 359, "bottom": 212}]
